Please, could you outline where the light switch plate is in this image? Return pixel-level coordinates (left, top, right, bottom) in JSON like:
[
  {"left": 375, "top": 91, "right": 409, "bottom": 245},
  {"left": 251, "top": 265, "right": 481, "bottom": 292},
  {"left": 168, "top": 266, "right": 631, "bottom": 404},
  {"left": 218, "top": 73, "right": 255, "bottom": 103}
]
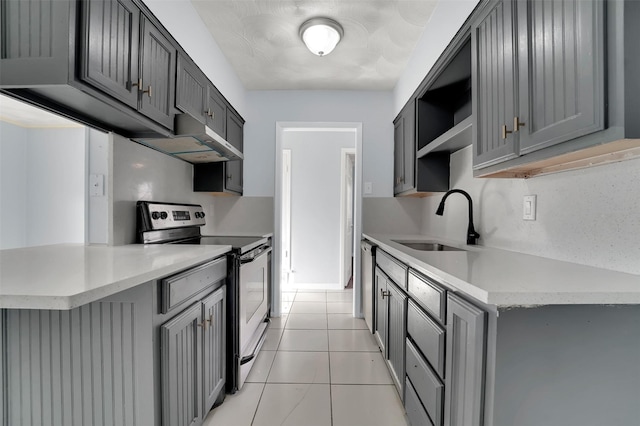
[
  {"left": 90, "top": 174, "right": 105, "bottom": 197},
  {"left": 523, "top": 195, "right": 537, "bottom": 220}
]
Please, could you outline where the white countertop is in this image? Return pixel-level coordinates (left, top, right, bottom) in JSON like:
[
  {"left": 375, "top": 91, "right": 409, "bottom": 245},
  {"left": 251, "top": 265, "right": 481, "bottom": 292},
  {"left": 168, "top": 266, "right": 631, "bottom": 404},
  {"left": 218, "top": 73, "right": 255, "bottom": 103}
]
[
  {"left": 364, "top": 234, "right": 640, "bottom": 306},
  {"left": 0, "top": 244, "right": 231, "bottom": 310}
]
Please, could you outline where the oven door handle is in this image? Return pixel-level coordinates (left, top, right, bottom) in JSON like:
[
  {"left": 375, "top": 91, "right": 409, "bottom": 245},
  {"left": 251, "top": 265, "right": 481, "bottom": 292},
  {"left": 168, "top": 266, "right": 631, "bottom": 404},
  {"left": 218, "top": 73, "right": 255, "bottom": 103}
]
[
  {"left": 240, "top": 318, "right": 271, "bottom": 365},
  {"left": 239, "top": 247, "right": 272, "bottom": 265}
]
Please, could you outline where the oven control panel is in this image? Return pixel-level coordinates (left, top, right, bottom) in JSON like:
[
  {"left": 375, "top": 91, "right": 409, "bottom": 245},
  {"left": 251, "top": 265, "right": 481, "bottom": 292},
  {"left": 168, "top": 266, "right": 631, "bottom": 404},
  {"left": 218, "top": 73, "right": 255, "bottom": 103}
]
[{"left": 142, "top": 202, "right": 205, "bottom": 230}]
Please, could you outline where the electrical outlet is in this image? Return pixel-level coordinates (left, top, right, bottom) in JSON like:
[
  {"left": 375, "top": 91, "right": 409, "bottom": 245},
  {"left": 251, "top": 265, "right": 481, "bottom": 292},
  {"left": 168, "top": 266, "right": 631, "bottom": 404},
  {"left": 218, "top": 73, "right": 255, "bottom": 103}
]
[
  {"left": 364, "top": 182, "right": 373, "bottom": 194},
  {"left": 89, "top": 174, "right": 105, "bottom": 197},
  {"left": 523, "top": 195, "right": 537, "bottom": 220}
]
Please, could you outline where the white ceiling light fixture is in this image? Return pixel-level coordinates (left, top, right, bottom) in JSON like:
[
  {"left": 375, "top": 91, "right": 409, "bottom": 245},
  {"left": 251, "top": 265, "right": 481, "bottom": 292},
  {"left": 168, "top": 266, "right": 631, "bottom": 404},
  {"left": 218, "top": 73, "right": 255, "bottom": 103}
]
[{"left": 299, "top": 17, "right": 344, "bottom": 57}]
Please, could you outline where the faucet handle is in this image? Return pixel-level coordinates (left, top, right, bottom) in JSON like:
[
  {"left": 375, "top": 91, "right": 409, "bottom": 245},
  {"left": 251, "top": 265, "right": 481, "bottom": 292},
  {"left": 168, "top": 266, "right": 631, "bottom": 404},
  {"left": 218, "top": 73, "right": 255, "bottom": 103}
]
[{"left": 467, "top": 230, "right": 480, "bottom": 245}]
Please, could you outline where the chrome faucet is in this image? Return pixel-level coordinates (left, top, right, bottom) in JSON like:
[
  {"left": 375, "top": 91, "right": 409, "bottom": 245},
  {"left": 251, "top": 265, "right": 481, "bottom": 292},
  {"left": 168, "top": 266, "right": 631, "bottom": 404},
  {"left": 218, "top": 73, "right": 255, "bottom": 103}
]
[{"left": 435, "top": 189, "right": 480, "bottom": 245}]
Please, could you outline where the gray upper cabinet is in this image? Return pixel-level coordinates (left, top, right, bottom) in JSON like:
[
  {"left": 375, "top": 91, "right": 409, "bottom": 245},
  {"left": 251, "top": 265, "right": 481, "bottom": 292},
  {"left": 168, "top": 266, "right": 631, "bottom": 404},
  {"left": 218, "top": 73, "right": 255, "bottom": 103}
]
[
  {"left": 161, "top": 303, "right": 202, "bottom": 426},
  {"left": 516, "top": 0, "right": 605, "bottom": 154},
  {"left": 79, "top": 0, "right": 140, "bottom": 109},
  {"left": 444, "top": 293, "right": 486, "bottom": 426},
  {"left": 472, "top": 0, "right": 518, "bottom": 169},
  {"left": 393, "top": 100, "right": 416, "bottom": 195},
  {"left": 139, "top": 15, "right": 176, "bottom": 129},
  {"left": 224, "top": 110, "right": 244, "bottom": 194},
  {"left": 207, "top": 84, "right": 227, "bottom": 137},
  {"left": 202, "top": 287, "right": 226, "bottom": 417},
  {"left": 0, "top": 0, "right": 71, "bottom": 85},
  {"left": 473, "top": 0, "right": 607, "bottom": 171},
  {"left": 176, "top": 53, "right": 208, "bottom": 123}
]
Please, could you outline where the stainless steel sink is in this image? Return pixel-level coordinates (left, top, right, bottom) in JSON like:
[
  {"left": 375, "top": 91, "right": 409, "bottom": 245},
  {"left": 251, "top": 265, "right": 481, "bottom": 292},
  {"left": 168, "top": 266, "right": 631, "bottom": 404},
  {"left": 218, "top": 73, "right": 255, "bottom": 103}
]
[{"left": 392, "top": 240, "right": 465, "bottom": 252}]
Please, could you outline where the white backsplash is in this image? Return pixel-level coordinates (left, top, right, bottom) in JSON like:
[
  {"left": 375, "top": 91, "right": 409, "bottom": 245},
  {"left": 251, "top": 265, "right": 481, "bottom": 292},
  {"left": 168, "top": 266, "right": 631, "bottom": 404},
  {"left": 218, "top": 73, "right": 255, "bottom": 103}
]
[
  {"left": 111, "top": 134, "right": 273, "bottom": 245},
  {"left": 421, "top": 146, "right": 640, "bottom": 275}
]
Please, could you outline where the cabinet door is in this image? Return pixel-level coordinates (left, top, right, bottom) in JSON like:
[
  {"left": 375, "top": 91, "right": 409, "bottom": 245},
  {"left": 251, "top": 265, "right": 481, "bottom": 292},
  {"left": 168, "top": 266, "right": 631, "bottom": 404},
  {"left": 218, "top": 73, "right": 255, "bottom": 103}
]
[
  {"left": 393, "top": 117, "right": 405, "bottom": 195},
  {"left": 79, "top": 0, "right": 140, "bottom": 109},
  {"left": 161, "top": 303, "right": 202, "bottom": 426},
  {"left": 139, "top": 16, "right": 176, "bottom": 129},
  {"left": 402, "top": 99, "right": 416, "bottom": 193},
  {"left": 472, "top": 0, "right": 519, "bottom": 169},
  {"left": 444, "top": 294, "right": 486, "bottom": 426},
  {"left": 206, "top": 85, "right": 227, "bottom": 137},
  {"left": 374, "top": 267, "right": 388, "bottom": 355},
  {"left": 517, "top": 0, "right": 605, "bottom": 154},
  {"left": 176, "top": 53, "right": 207, "bottom": 123},
  {"left": 386, "top": 281, "right": 408, "bottom": 400},
  {"left": 202, "top": 287, "right": 226, "bottom": 417},
  {"left": 225, "top": 110, "right": 244, "bottom": 194}
]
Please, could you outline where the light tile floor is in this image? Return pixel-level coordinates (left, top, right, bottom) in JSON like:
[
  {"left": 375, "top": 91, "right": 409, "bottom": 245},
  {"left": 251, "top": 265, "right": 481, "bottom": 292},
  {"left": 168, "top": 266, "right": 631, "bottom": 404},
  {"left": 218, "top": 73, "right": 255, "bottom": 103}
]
[{"left": 204, "top": 289, "right": 409, "bottom": 426}]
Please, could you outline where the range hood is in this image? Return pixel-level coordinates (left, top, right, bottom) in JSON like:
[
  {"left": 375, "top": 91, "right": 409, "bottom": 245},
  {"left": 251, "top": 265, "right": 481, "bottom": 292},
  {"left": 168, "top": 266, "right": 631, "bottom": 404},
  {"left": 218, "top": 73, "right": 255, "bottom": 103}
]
[{"left": 134, "top": 114, "right": 243, "bottom": 163}]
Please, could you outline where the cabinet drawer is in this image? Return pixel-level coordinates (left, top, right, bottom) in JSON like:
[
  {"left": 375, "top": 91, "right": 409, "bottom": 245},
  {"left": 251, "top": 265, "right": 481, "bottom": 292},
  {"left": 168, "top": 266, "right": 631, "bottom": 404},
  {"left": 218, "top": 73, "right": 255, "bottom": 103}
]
[
  {"left": 160, "top": 257, "right": 227, "bottom": 314},
  {"left": 376, "top": 250, "right": 408, "bottom": 289},
  {"left": 407, "top": 300, "right": 445, "bottom": 378},
  {"left": 408, "top": 269, "right": 446, "bottom": 324},
  {"left": 405, "top": 376, "right": 435, "bottom": 426},
  {"left": 406, "top": 338, "right": 444, "bottom": 426}
]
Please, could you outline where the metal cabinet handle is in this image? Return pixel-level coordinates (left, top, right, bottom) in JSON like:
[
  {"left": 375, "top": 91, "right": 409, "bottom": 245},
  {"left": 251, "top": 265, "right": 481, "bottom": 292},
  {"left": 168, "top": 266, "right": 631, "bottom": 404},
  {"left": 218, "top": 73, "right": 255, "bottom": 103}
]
[
  {"left": 501, "top": 124, "right": 513, "bottom": 139},
  {"left": 197, "top": 319, "right": 208, "bottom": 331},
  {"left": 514, "top": 116, "right": 525, "bottom": 132},
  {"left": 142, "top": 85, "right": 152, "bottom": 98},
  {"left": 380, "top": 289, "right": 390, "bottom": 298},
  {"left": 205, "top": 314, "right": 213, "bottom": 327},
  {"left": 227, "top": 174, "right": 232, "bottom": 180},
  {"left": 206, "top": 109, "right": 215, "bottom": 118}
]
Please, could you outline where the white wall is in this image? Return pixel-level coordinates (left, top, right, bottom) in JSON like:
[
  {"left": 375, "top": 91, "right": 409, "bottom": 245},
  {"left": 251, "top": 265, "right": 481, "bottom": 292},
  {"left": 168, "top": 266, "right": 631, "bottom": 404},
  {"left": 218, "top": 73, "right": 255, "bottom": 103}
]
[
  {"left": 0, "top": 122, "right": 85, "bottom": 249},
  {"left": 111, "top": 134, "right": 273, "bottom": 245},
  {"left": 393, "top": 0, "right": 480, "bottom": 115},
  {"left": 245, "top": 90, "right": 394, "bottom": 197},
  {"left": 421, "top": 147, "right": 640, "bottom": 275},
  {"left": 142, "top": 0, "right": 246, "bottom": 115},
  {"left": 0, "top": 121, "right": 28, "bottom": 248},
  {"left": 283, "top": 129, "right": 355, "bottom": 288}
]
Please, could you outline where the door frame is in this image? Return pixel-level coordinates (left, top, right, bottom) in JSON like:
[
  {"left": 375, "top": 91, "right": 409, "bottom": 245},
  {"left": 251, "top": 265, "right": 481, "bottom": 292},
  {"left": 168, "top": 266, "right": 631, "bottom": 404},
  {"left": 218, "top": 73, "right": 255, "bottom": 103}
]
[
  {"left": 273, "top": 122, "right": 363, "bottom": 317},
  {"left": 339, "top": 148, "right": 356, "bottom": 288}
]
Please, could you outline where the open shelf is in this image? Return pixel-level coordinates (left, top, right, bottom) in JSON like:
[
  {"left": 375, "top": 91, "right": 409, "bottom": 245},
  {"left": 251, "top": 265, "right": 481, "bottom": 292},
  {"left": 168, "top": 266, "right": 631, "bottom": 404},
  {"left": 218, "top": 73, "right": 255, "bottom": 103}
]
[
  {"left": 416, "top": 38, "right": 472, "bottom": 155},
  {"left": 417, "top": 116, "right": 472, "bottom": 158}
]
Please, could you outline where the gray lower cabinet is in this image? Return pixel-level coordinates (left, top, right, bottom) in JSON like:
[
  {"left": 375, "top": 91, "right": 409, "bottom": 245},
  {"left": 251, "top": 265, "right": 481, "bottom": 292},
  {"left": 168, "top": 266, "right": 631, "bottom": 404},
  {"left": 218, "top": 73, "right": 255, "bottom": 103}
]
[
  {"left": 444, "top": 293, "right": 486, "bottom": 426},
  {"left": 161, "top": 303, "right": 203, "bottom": 426},
  {"left": 386, "top": 281, "right": 408, "bottom": 399},
  {"left": 202, "top": 288, "right": 226, "bottom": 415},
  {"left": 374, "top": 267, "right": 388, "bottom": 355},
  {"left": 1, "top": 283, "right": 154, "bottom": 426},
  {"left": 161, "top": 285, "right": 226, "bottom": 426},
  {"left": 472, "top": 0, "right": 606, "bottom": 170}
]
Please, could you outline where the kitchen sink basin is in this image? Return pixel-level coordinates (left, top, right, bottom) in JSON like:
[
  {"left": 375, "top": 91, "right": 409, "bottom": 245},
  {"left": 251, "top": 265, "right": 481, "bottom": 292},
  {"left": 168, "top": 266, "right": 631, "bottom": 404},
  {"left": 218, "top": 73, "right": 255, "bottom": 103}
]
[{"left": 392, "top": 240, "right": 465, "bottom": 252}]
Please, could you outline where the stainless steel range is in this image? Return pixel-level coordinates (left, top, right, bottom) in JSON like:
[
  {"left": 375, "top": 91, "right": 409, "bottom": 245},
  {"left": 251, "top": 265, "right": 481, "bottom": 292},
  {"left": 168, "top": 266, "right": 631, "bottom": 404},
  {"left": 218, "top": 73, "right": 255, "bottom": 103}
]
[{"left": 137, "top": 201, "right": 271, "bottom": 393}]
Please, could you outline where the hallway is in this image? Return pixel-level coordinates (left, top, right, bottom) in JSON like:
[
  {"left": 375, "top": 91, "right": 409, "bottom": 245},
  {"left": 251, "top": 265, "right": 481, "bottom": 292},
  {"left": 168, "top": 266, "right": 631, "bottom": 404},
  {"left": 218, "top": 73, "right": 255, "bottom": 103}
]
[{"left": 204, "top": 289, "right": 409, "bottom": 426}]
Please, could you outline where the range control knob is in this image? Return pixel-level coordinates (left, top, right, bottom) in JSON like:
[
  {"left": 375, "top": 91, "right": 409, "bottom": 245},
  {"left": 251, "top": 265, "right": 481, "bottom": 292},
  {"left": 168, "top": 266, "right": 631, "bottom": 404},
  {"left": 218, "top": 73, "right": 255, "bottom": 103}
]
[
  {"left": 151, "top": 212, "right": 161, "bottom": 220},
  {"left": 194, "top": 212, "right": 200, "bottom": 219},
  {"left": 160, "top": 211, "right": 168, "bottom": 220},
  {"left": 200, "top": 212, "right": 205, "bottom": 218}
]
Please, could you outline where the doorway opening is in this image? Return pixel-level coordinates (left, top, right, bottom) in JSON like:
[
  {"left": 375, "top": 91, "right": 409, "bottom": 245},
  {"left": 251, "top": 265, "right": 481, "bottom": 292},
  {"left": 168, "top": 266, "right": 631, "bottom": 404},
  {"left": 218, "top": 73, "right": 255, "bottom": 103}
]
[{"left": 274, "top": 122, "right": 363, "bottom": 318}]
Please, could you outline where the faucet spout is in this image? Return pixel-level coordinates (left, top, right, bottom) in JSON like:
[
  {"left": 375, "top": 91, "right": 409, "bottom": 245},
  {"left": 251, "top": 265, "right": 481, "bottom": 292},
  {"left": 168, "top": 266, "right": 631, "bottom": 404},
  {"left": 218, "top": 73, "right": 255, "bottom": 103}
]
[{"left": 435, "top": 189, "right": 480, "bottom": 245}]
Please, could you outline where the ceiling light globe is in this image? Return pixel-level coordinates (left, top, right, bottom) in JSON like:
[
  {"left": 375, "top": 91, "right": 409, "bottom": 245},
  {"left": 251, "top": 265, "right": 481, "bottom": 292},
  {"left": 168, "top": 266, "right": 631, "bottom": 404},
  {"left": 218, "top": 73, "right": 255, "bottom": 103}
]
[{"left": 299, "top": 18, "right": 344, "bottom": 57}]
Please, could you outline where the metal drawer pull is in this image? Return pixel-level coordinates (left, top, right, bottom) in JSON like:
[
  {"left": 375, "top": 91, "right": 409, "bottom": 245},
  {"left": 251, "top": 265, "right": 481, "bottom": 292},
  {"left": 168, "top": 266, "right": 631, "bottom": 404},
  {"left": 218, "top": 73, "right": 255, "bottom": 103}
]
[
  {"left": 197, "top": 319, "right": 208, "bottom": 331},
  {"left": 514, "top": 116, "right": 525, "bottom": 132},
  {"left": 501, "top": 124, "right": 513, "bottom": 139}
]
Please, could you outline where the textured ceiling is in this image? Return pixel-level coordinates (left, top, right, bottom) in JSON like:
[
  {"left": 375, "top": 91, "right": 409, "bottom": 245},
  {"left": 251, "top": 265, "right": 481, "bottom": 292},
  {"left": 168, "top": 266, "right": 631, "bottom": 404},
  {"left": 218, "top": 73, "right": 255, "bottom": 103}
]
[{"left": 190, "top": 0, "right": 437, "bottom": 90}]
